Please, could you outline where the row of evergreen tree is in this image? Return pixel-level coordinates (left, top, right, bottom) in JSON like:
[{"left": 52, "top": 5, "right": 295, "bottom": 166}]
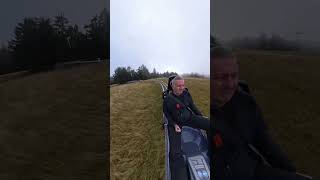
[
  {"left": 4, "top": 8, "right": 109, "bottom": 73},
  {"left": 221, "top": 33, "right": 301, "bottom": 51},
  {"left": 111, "top": 65, "right": 177, "bottom": 84}
]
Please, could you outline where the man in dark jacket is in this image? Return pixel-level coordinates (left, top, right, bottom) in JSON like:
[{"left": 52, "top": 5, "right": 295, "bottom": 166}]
[
  {"left": 164, "top": 75, "right": 209, "bottom": 131},
  {"left": 163, "top": 75, "right": 210, "bottom": 180},
  {"left": 211, "top": 46, "right": 312, "bottom": 180}
]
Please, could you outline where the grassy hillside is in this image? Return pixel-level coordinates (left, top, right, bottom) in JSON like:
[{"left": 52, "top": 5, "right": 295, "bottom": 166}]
[
  {"left": 236, "top": 50, "right": 320, "bottom": 177},
  {"left": 110, "top": 78, "right": 209, "bottom": 180},
  {"left": 0, "top": 63, "right": 108, "bottom": 180},
  {"left": 185, "top": 78, "right": 210, "bottom": 116}
]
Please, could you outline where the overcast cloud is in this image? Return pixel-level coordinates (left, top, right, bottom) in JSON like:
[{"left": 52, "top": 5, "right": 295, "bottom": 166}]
[
  {"left": 211, "top": 0, "right": 320, "bottom": 42},
  {"left": 111, "top": 0, "right": 210, "bottom": 76}
]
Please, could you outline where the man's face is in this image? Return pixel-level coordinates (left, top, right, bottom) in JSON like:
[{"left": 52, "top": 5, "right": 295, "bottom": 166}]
[
  {"left": 172, "top": 80, "right": 185, "bottom": 96},
  {"left": 212, "top": 57, "right": 239, "bottom": 106}
]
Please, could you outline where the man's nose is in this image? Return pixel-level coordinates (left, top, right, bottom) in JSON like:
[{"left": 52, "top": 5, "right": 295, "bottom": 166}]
[{"left": 225, "top": 77, "right": 236, "bottom": 88}]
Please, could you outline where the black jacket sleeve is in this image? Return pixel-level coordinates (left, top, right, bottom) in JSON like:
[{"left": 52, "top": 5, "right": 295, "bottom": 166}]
[
  {"left": 186, "top": 92, "right": 203, "bottom": 116},
  {"left": 163, "top": 97, "right": 178, "bottom": 127},
  {"left": 253, "top": 104, "right": 296, "bottom": 172}
]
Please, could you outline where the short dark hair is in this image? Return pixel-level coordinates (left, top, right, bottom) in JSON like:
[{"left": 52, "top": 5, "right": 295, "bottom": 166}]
[{"left": 210, "top": 46, "right": 235, "bottom": 60}]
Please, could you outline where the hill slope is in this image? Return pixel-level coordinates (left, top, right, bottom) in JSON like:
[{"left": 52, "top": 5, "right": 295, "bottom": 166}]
[
  {"left": 0, "top": 63, "right": 108, "bottom": 179},
  {"left": 237, "top": 50, "right": 320, "bottom": 177},
  {"left": 110, "top": 78, "right": 209, "bottom": 180}
]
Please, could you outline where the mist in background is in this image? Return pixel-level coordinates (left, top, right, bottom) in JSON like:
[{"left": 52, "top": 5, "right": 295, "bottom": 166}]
[
  {"left": 211, "top": 0, "right": 320, "bottom": 51},
  {"left": 111, "top": 0, "right": 210, "bottom": 76}
]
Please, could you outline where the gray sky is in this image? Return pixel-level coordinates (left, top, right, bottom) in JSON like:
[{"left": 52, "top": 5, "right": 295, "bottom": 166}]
[
  {"left": 110, "top": 0, "right": 210, "bottom": 76},
  {"left": 211, "top": 0, "right": 320, "bottom": 42},
  {"left": 1, "top": 0, "right": 107, "bottom": 46}
]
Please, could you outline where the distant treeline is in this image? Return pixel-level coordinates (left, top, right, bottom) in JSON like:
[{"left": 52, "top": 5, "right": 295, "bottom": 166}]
[
  {"left": 211, "top": 36, "right": 220, "bottom": 48},
  {"left": 0, "top": 8, "right": 109, "bottom": 74},
  {"left": 0, "top": 46, "right": 13, "bottom": 74},
  {"left": 111, "top": 65, "right": 177, "bottom": 84},
  {"left": 182, "top": 72, "right": 208, "bottom": 78},
  {"left": 227, "top": 33, "right": 301, "bottom": 51},
  {"left": 111, "top": 65, "right": 208, "bottom": 84}
]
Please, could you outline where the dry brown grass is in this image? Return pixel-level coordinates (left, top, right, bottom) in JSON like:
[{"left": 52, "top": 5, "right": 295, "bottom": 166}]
[
  {"left": 236, "top": 50, "right": 320, "bottom": 177},
  {"left": 185, "top": 78, "right": 210, "bottom": 116},
  {"left": 110, "top": 78, "right": 209, "bottom": 180},
  {"left": 0, "top": 63, "right": 108, "bottom": 180},
  {"left": 110, "top": 80, "right": 164, "bottom": 180}
]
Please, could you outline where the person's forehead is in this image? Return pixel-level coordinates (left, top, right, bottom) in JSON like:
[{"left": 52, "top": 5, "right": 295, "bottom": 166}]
[
  {"left": 175, "top": 79, "right": 184, "bottom": 84},
  {"left": 212, "top": 58, "right": 238, "bottom": 72},
  {"left": 212, "top": 57, "right": 237, "bottom": 64}
]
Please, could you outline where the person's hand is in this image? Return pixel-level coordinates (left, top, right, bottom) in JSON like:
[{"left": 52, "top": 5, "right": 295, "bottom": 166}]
[{"left": 174, "top": 124, "right": 181, "bottom": 132}]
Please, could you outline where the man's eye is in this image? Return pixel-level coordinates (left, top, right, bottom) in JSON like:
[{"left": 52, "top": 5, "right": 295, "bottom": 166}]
[
  {"left": 214, "top": 75, "right": 226, "bottom": 79},
  {"left": 214, "top": 74, "right": 237, "bottom": 80}
]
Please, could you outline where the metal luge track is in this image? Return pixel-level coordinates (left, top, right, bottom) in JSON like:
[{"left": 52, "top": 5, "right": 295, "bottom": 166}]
[
  {"left": 159, "top": 80, "right": 171, "bottom": 180},
  {"left": 159, "top": 79, "right": 210, "bottom": 180}
]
